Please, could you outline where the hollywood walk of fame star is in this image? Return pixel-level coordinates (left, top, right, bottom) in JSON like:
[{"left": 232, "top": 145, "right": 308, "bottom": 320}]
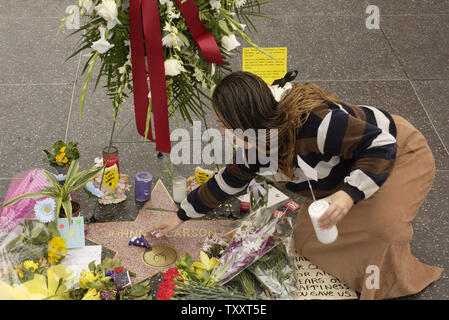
[{"left": 86, "top": 179, "right": 237, "bottom": 284}]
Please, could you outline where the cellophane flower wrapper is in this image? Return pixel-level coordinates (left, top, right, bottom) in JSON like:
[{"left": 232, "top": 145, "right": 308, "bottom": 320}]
[
  {"left": 0, "top": 217, "right": 73, "bottom": 299},
  {"left": 246, "top": 242, "right": 297, "bottom": 299},
  {"left": 0, "top": 169, "right": 50, "bottom": 232},
  {"left": 211, "top": 200, "right": 299, "bottom": 287}
]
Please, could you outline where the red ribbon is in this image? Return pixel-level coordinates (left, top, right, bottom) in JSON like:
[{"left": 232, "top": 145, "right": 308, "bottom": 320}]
[
  {"left": 175, "top": 0, "right": 225, "bottom": 65},
  {"left": 129, "top": 0, "right": 224, "bottom": 153}
]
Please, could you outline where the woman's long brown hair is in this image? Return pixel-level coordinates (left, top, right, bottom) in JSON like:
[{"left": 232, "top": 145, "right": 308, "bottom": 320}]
[{"left": 212, "top": 71, "right": 341, "bottom": 180}]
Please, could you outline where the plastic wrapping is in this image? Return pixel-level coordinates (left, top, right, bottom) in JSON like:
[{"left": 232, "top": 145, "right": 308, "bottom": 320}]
[
  {"left": 211, "top": 200, "right": 299, "bottom": 287},
  {"left": 0, "top": 172, "right": 74, "bottom": 299},
  {"left": 0, "top": 169, "right": 50, "bottom": 232},
  {"left": 0, "top": 219, "right": 69, "bottom": 279},
  {"left": 247, "top": 242, "right": 297, "bottom": 299}
]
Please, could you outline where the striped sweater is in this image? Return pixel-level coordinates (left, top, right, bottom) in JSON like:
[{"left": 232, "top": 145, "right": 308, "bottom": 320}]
[{"left": 177, "top": 101, "right": 397, "bottom": 221}]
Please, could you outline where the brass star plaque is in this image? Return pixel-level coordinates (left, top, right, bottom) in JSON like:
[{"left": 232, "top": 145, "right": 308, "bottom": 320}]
[{"left": 142, "top": 244, "right": 178, "bottom": 268}]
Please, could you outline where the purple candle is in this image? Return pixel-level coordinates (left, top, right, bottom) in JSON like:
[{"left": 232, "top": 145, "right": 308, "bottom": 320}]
[{"left": 135, "top": 171, "right": 152, "bottom": 202}]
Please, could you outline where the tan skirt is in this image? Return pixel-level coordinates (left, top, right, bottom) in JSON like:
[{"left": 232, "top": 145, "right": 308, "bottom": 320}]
[{"left": 293, "top": 114, "right": 443, "bottom": 300}]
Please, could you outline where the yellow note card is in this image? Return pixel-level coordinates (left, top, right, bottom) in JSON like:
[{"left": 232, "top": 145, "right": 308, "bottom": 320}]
[
  {"left": 195, "top": 167, "right": 214, "bottom": 185},
  {"left": 103, "top": 165, "right": 119, "bottom": 191},
  {"left": 242, "top": 47, "right": 287, "bottom": 85}
]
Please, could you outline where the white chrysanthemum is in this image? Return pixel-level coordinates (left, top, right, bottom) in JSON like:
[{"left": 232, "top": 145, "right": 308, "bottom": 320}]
[
  {"left": 34, "top": 198, "right": 56, "bottom": 223},
  {"left": 221, "top": 34, "right": 240, "bottom": 51}
]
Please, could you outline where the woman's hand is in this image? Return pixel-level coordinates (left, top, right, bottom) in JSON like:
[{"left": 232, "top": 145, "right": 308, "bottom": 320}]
[
  {"left": 317, "top": 190, "right": 354, "bottom": 230},
  {"left": 147, "top": 215, "right": 184, "bottom": 238}
]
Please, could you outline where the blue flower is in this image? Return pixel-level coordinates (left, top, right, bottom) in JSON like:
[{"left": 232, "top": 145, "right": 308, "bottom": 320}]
[
  {"left": 85, "top": 181, "right": 105, "bottom": 198},
  {"left": 55, "top": 174, "right": 67, "bottom": 182},
  {"left": 34, "top": 198, "right": 56, "bottom": 223}
]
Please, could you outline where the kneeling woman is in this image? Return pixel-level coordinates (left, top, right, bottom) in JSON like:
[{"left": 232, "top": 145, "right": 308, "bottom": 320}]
[{"left": 149, "top": 71, "right": 442, "bottom": 299}]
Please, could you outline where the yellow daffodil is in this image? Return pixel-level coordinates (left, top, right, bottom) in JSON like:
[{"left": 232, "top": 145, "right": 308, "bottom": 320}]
[
  {"left": 191, "top": 251, "right": 219, "bottom": 277},
  {"left": 47, "top": 237, "right": 67, "bottom": 263},
  {"left": 23, "top": 260, "right": 38, "bottom": 272},
  {"left": 82, "top": 288, "right": 101, "bottom": 300},
  {"left": 60, "top": 146, "right": 66, "bottom": 153},
  {"left": 62, "top": 156, "right": 69, "bottom": 164},
  {"left": 0, "top": 264, "right": 73, "bottom": 300},
  {"left": 79, "top": 270, "right": 98, "bottom": 289}
]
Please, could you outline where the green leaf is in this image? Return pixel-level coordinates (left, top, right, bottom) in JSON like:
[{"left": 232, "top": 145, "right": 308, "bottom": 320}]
[
  {"left": 42, "top": 170, "right": 61, "bottom": 189},
  {"left": 46, "top": 221, "right": 60, "bottom": 238},
  {"left": 1, "top": 192, "right": 47, "bottom": 208},
  {"left": 218, "top": 20, "right": 231, "bottom": 35},
  {"left": 129, "top": 284, "right": 149, "bottom": 297},
  {"left": 61, "top": 199, "right": 73, "bottom": 226},
  {"left": 88, "top": 260, "right": 96, "bottom": 272},
  {"left": 202, "top": 270, "right": 210, "bottom": 282},
  {"left": 55, "top": 197, "right": 62, "bottom": 224},
  {"left": 71, "top": 167, "right": 103, "bottom": 192},
  {"left": 85, "top": 281, "right": 104, "bottom": 290},
  {"left": 64, "top": 170, "right": 85, "bottom": 191},
  {"left": 177, "top": 32, "right": 190, "bottom": 47},
  {"left": 65, "top": 160, "right": 80, "bottom": 186},
  {"left": 102, "top": 257, "right": 114, "bottom": 271}
]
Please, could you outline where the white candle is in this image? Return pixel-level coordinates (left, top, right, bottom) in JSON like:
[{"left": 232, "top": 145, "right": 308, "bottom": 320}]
[
  {"left": 308, "top": 200, "right": 338, "bottom": 245},
  {"left": 172, "top": 176, "right": 187, "bottom": 203}
]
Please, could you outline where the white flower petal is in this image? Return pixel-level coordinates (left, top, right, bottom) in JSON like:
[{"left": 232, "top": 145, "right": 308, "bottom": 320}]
[
  {"left": 221, "top": 34, "right": 240, "bottom": 52},
  {"left": 91, "top": 38, "right": 114, "bottom": 54}
]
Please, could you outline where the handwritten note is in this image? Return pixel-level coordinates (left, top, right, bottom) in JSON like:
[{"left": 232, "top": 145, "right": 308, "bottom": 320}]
[
  {"left": 103, "top": 164, "right": 119, "bottom": 191},
  {"left": 242, "top": 47, "right": 287, "bottom": 85},
  {"left": 291, "top": 254, "right": 358, "bottom": 300},
  {"left": 284, "top": 238, "right": 357, "bottom": 300}
]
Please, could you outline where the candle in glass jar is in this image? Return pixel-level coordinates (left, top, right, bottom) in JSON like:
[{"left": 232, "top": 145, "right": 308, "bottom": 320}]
[
  {"left": 172, "top": 176, "right": 187, "bottom": 203},
  {"left": 102, "top": 146, "right": 119, "bottom": 172}
]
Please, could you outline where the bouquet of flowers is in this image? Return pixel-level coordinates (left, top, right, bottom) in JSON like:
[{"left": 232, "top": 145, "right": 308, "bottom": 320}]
[
  {"left": 43, "top": 140, "right": 80, "bottom": 169},
  {"left": 245, "top": 241, "right": 297, "bottom": 299},
  {"left": 210, "top": 200, "right": 299, "bottom": 288},
  {"left": 67, "top": 257, "right": 151, "bottom": 300},
  {"left": 59, "top": 0, "right": 272, "bottom": 126},
  {"left": 0, "top": 218, "right": 70, "bottom": 298},
  {"left": 156, "top": 255, "right": 258, "bottom": 300},
  {"left": 0, "top": 263, "right": 76, "bottom": 300}
]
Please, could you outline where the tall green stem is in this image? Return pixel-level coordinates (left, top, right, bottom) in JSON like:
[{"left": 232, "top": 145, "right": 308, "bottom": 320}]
[{"left": 79, "top": 51, "right": 99, "bottom": 119}]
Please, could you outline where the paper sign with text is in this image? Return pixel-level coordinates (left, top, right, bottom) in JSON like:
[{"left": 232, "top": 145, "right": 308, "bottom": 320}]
[
  {"left": 242, "top": 47, "right": 287, "bottom": 85},
  {"left": 291, "top": 254, "right": 358, "bottom": 300}
]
